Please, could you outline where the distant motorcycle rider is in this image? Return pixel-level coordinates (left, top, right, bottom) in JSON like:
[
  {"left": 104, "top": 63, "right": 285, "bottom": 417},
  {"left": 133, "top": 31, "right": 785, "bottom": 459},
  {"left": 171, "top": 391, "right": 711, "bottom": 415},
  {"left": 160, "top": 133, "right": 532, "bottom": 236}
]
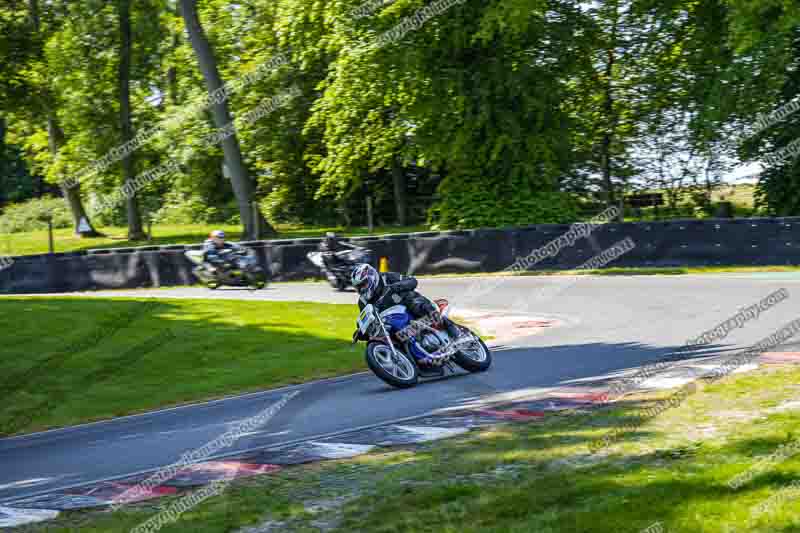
[
  {"left": 318, "top": 232, "right": 358, "bottom": 270},
  {"left": 202, "top": 230, "right": 244, "bottom": 274}
]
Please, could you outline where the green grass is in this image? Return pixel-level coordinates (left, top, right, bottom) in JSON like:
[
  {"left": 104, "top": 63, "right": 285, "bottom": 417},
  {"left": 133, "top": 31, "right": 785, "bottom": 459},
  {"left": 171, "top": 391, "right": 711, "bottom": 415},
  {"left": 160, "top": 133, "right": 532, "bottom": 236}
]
[
  {"left": 0, "top": 297, "right": 365, "bottom": 435},
  {"left": 0, "top": 297, "right": 483, "bottom": 436},
  {"left": 22, "top": 363, "right": 800, "bottom": 533},
  {"left": 0, "top": 223, "right": 428, "bottom": 256}
]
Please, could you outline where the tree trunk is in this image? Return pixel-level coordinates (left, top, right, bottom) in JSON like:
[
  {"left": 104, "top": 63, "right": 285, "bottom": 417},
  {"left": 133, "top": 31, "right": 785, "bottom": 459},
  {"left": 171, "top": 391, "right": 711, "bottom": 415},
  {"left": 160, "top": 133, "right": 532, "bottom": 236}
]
[
  {"left": 179, "top": 0, "right": 276, "bottom": 239},
  {"left": 600, "top": 10, "right": 619, "bottom": 220},
  {"left": 166, "top": 1, "right": 181, "bottom": 107},
  {"left": 27, "top": 0, "right": 40, "bottom": 29},
  {"left": 391, "top": 157, "right": 407, "bottom": 226},
  {"left": 30, "top": 0, "right": 101, "bottom": 237},
  {"left": 117, "top": 0, "right": 146, "bottom": 240},
  {"left": 47, "top": 117, "right": 102, "bottom": 236}
]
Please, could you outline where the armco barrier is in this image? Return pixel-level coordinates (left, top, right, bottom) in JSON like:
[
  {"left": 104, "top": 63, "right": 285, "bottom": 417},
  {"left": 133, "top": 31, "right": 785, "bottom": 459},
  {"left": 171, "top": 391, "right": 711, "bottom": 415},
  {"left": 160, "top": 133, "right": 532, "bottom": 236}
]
[{"left": 2, "top": 217, "right": 800, "bottom": 294}]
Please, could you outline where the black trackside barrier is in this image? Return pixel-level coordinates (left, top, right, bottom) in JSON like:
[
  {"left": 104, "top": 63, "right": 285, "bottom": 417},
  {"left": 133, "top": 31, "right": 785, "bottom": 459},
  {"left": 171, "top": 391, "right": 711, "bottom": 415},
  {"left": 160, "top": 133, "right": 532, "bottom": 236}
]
[{"left": 3, "top": 217, "right": 800, "bottom": 294}]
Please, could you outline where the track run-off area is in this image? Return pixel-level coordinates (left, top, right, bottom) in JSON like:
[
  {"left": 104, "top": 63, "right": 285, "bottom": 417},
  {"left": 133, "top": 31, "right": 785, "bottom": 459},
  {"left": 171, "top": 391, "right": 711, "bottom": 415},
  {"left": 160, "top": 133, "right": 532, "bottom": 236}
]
[{"left": 2, "top": 272, "right": 800, "bottom": 510}]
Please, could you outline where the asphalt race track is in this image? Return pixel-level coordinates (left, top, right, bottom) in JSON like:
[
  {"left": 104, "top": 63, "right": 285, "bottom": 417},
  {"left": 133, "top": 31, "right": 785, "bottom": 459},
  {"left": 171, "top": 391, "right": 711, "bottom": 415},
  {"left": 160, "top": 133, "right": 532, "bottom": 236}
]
[{"left": 2, "top": 273, "right": 800, "bottom": 505}]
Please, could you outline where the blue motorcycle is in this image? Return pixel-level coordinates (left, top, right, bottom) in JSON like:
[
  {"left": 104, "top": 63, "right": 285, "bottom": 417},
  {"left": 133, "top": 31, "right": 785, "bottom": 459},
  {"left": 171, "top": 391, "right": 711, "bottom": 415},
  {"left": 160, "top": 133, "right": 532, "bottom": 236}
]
[{"left": 354, "top": 298, "right": 492, "bottom": 388}]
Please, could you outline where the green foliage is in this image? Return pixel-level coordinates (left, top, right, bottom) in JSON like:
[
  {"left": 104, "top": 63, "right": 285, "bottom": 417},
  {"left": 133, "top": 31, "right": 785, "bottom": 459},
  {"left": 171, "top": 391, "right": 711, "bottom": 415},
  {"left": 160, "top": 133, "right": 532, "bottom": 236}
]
[
  {"left": 2, "top": 0, "right": 800, "bottom": 238},
  {"left": 0, "top": 139, "right": 45, "bottom": 206},
  {"left": 152, "top": 191, "right": 240, "bottom": 225},
  {"left": 0, "top": 196, "right": 73, "bottom": 233},
  {"left": 429, "top": 176, "right": 580, "bottom": 229}
]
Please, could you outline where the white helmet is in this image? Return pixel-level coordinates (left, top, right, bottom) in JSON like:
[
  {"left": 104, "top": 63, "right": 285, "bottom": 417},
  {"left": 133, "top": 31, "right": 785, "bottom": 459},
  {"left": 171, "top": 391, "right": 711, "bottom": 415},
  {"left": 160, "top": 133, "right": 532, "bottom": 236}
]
[{"left": 351, "top": 263, "right": 380, "bottom": 300}]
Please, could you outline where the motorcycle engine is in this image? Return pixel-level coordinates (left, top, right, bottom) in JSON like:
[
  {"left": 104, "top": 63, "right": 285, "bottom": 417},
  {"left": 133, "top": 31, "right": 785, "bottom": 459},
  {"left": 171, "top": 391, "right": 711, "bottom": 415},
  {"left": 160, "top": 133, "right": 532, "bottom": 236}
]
[{"left": 419, "top": 330, "right": 449, "bottom": 353}]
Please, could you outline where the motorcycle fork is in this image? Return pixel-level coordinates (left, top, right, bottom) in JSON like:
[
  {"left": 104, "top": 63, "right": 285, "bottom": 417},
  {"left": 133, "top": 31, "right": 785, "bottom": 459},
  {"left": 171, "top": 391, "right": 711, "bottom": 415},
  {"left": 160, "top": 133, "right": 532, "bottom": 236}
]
[{"left": 376, "top": 312, "right": 402, "bottom": 360}]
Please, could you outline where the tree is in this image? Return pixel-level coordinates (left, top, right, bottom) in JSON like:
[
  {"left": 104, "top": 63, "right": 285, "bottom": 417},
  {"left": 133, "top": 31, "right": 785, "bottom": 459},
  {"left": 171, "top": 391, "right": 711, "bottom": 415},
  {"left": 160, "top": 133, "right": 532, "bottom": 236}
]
[
  {"left": 752, "top": 28, "right": 800, "bottom": 215},
  {"left": 179, "top": 0, "right": 275, "bottom": 239},
  {"left": 116, "top": 0, "right": 146, "bottom": 239},
  {"left": 1, "top": 0, "right": 102, "bottom": 236}
]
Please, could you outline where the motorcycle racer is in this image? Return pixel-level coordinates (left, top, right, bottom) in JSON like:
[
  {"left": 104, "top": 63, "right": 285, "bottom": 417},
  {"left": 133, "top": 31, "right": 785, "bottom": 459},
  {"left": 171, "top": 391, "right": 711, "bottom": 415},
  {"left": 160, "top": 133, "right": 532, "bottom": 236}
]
[
  {"left": 318, "top": 232, "right": 359, "bottom": 271},
  {"left": 202, "top": 230, "right": 245, "bottom": 274},
  {"left": 351, "top": 263, "right": 437, "bottom": 318},
  {"left": 350, "top": 263, "right": 468, "bottom": 375}
]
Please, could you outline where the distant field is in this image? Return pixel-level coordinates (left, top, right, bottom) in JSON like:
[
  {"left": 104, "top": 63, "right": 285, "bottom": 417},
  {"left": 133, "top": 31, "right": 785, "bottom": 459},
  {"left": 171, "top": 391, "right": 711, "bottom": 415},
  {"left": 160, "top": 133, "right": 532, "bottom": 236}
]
[
  {"left": 0, "top": 223, "right": 428, "bottom": 256},
  {"left": 622, "top": 183, "right": 758, "bottom": 220},
  {"left": 0, "top": 184, "right": 761, "bottom": 256},
  {"left": 710, "top": 183, "right": 756, "bottom": 207}
]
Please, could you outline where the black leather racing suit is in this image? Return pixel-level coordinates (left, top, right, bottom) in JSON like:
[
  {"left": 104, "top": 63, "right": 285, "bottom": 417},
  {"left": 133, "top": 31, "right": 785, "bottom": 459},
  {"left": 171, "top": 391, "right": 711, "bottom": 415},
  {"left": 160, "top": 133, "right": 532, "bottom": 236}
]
[
  {"left": 356, "top": 272, "right": 440, "bottom": 333},
  {"left": 319, "top": 238, "right": 358, "bottom": 270},
  {"left": 202, "top": 239, "right": 245, "bottom": 272},
  {"left": 354, "top": 272, "right": 461, "bottom": 358}
]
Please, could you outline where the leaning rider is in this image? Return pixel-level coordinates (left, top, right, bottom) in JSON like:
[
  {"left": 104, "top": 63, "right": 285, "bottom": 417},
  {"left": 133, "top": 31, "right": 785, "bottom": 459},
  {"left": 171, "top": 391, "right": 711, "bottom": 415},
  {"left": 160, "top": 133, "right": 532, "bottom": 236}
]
[
  {"left": 350, "top": 263, "right": 461, "bottom": 368},
  {"left": 318, "top": 232, "right": 358, "bottom": 270},
  {"left": 202, "top": 230, "right": 244, "bottom": 274}
]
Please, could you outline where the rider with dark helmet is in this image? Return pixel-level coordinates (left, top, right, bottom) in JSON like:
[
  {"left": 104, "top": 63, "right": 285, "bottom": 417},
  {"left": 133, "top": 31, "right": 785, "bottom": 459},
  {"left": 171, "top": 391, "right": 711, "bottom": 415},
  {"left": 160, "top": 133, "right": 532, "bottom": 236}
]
[
  {"left": 318, "top": 232, "right": 357, "bottom": 270},
  {"left": 350, "top": 264, "right": 464, "bottom": 373},
  {"left": 350, "top": 263, "right": 460, "bottom": 336}
]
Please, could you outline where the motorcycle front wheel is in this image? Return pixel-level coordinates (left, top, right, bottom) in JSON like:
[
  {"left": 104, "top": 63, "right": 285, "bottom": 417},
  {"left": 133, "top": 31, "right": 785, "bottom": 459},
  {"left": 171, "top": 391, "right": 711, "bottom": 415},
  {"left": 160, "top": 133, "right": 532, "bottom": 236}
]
[{"left": 365, "top": 342, "right": 419, "bottom": 388}]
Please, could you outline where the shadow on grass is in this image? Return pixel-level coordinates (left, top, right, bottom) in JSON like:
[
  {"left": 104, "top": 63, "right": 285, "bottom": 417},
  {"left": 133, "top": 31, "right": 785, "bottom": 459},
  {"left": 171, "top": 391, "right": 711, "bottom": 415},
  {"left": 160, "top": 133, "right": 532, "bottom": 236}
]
[
  {"left": 332, "top": 402, "right": 800, "bottom": 533},
  {"left": 0, "top": 296, "right": 362, "bottom": 436}
]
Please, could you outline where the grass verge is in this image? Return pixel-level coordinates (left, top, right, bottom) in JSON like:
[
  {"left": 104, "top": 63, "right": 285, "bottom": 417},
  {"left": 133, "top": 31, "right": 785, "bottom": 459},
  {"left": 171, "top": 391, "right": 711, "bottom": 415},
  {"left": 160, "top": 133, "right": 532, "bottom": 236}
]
[
  {"left": 20, "top": 364, "right": 800, "bottom": 533},
  {"left": 0, "top": 297, "right": 363, "bottom": 436},
  {"left": 0, "top": 297, "right": 486, "bottom": 437}
]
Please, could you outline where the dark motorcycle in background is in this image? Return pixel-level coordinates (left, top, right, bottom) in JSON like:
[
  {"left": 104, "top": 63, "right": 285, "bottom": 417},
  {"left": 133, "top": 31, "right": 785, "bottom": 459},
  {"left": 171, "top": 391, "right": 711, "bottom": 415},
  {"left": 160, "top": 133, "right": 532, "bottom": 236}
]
[
  {"left": 307, "top": 247, "right": 374, "bottom": 291},
  {"left": 185, "top": 248, "right": 268, "bottom": 290}
]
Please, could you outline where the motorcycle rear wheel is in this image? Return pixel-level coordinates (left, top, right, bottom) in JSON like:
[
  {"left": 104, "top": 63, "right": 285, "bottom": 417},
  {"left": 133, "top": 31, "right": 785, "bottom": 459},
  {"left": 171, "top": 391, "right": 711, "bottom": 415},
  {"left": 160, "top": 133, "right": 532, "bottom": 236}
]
[
  {"left": 451, "top": 330, "right": 492, "bottom": 373},
  {"left": 365, "top": 342, "right": 419, "bottom": 388},
  {"left": 247, "top": 272, "right": 268, "bottom": 290}
]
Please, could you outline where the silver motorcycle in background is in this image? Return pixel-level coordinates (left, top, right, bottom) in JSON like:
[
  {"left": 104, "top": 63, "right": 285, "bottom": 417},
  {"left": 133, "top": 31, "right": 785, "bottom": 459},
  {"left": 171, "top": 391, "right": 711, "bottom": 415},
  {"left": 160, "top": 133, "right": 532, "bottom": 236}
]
[{"left": 185, "top": 247, "right": 268, "bottom": 290}]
